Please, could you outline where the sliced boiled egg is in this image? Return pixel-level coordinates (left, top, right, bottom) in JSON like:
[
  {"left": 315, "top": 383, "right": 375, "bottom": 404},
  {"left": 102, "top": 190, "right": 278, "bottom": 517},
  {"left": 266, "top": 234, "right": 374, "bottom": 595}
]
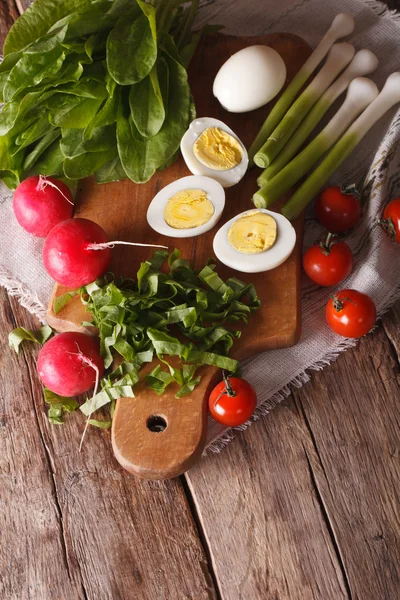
[
  {"left": 180, "top": 117, "right": 248, "bottom": 188},
  {"left": 147, "top": 175, "right": 225, "bottom": 238},
  {"left": 213, "top": 209, "right": 296, "bottom": 273}
]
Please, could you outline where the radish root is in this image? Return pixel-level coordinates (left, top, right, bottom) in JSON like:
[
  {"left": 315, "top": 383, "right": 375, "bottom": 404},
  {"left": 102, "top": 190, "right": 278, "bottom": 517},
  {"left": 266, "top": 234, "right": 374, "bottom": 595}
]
[
  {"left": 37, "top": 175, "right": 74, "bottom": 206},
  {"left": 67, "top": 344, "right": 101, "bottom": 451},
  {"left": 87, "top": 240, "right": 168, "bottom": 250}
]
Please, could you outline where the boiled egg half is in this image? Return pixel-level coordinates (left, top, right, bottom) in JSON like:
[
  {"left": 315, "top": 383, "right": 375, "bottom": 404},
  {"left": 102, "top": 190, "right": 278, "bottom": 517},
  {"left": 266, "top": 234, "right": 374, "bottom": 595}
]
[
  {"left": 147, "top": 175, "right": 225, "bottom": 238},
  {"left": 180, "top": 117, "right": 248, "bottom": 188},
  {"left": 213, "top": 209, "right": 296, "bottom": 273}
]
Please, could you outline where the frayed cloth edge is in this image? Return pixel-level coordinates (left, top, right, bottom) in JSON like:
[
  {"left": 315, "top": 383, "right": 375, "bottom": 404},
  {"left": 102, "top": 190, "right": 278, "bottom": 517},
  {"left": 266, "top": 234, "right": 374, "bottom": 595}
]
[{"left": 205, "top": 280, "right": 400, "bottom": 455}]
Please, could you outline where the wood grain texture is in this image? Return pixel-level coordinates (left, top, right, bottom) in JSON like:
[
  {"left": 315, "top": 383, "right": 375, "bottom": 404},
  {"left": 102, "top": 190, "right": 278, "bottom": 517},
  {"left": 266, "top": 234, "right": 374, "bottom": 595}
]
[
  {"left": 0, "top": 1, "right": 18, "bottom": 50},
  {"left": 1, "top": 291, "right": 217, "bottom": 600},
  {"left": 0, "top": 289, "right": 84, "bottom": 600},
  {"left": 186, "top": 401, "right": 349, "bottom": 600},
  {"left": 186, "top": 314, "right": 400, "bottom": 600},
  {"left": 292, "top": 322, "right": 400, "bottom": 600}
]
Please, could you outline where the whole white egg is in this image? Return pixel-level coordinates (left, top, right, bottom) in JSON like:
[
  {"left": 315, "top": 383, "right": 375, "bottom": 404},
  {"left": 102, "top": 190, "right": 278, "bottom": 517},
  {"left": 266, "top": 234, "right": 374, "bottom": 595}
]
[
  {"left": 213, "top": 45, "right": 287, "bottom": 113},
  {"left": 180, "top": 117, "right": 248, "bottom": 188},
  {"left": 213, "top": 208, "right": 296, "bottom": 273},
  {"left": 147, "top": 175, "right": 225, "bottom": 239}
]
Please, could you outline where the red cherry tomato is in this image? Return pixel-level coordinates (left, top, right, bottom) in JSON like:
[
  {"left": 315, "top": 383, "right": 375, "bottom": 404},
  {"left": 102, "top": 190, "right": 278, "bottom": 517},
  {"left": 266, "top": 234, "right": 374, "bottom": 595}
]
[
  {"left": 326, "top": 289, "right": 376, "bottom": 338},
  {"left": 315, "top": 185, "right": 361, "bottom": 233},
  {"left": 209, "top": 373, "right": 257, "bottom": 427},
  {"left": 380, "top": 198, "right": 400, "bottom": 243},
  {"left": 303, "top": 233, "right": 353, "bottom": 287}
]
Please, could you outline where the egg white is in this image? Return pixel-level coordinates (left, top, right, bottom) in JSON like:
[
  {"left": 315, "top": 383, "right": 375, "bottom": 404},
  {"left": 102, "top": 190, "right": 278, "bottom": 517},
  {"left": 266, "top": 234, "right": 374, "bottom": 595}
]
[
  {"left": 213, "top": 45, "right": 287, "bottom": 113},
  {"left": 180, "top": 117, "right": 248, "bottom": 188},
  {"left": 147, "top": 175, "right": 225, "bottom": 239},
  {"left": 213, "top": 209, "right": 296, "bottom": 273}
]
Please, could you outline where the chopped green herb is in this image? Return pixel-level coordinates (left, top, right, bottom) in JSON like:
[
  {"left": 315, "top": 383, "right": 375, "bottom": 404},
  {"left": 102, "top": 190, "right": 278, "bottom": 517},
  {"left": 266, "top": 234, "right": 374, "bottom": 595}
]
[
  {"left": 43, "top": 387, "right": 79, "bottom": 424},
  {"left": 9, "top": 325, "right": 52, "bottom": 353}
]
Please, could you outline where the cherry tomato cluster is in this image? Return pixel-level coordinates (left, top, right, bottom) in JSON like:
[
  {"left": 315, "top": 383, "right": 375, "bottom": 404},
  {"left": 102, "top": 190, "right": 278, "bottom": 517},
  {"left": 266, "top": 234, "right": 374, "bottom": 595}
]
[
  {"left": 304, "top": 184, "right": 377, "bottom": 339},
  {"left": 304, "top": 184, "right": 360, "bottom": 288},
  {"left": 209, "top": 188, "right": 400, "bottom": 424}
]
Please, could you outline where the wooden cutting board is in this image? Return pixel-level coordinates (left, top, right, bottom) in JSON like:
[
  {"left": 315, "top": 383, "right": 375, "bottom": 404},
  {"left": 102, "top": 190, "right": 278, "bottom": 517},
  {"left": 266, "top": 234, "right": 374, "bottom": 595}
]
[{"left": 47, "top": 33, "right": 311, "bottom": 479}]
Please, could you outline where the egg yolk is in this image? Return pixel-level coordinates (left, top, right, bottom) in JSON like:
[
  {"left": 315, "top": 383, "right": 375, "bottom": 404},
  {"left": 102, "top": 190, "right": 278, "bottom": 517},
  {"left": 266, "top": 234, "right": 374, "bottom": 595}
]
[
  {"left": 228, "top": 210, "right": 277, "bottom": 254},
  {"left": 164, "top": 189, "right": 214, "bottom": 229},
  {"left": 193, "top": 127, "right": 243, "bottom": 171}
]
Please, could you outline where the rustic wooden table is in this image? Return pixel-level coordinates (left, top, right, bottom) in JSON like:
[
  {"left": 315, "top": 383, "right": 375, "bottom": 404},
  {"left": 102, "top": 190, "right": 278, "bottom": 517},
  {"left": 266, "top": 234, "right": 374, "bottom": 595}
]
[{"left": 1, "top": 2, "right": 400, "bottom": 599}]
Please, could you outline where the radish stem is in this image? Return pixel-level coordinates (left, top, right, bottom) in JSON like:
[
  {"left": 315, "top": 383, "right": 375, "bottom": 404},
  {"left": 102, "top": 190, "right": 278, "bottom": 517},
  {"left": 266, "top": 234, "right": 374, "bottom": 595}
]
[
  {"left": 254, "top": 42, "right": 355, "bottom": 168},
  {"left": 282, "top": 72, "right": 400, "bottom": 221},
  {"left": 258, "top": 49, "right": 379, "bottom": 184},
  {"left": 63, "top": 343, "right": 101, "bottom": 452},
  {"left": 87, "top": 240, "right": 168, "bottom": 250},
  {"left": 253, "top": 78, "right": 378, "bottom": 209},
  {"left": 248, "top": 13, "right": 355, "bottom": 164},
  {"left": 38, "top": 174, "right": 74, "bottom": 206}
]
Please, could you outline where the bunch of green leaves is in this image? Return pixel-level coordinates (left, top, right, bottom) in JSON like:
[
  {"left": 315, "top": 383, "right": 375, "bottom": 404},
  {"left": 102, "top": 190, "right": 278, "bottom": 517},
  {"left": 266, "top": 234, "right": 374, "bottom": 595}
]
[
  {"left": 0, "top": 0, "right": 208, "bottom": 189},
  {"left": 74, "top": 249, "right": 260, "bottom": 419}
]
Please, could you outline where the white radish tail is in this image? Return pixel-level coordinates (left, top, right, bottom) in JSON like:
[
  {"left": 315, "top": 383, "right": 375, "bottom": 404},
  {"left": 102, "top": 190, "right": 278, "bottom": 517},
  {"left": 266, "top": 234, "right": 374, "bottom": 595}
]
[
  {"left": 38, "top": 175, "right": 74, "bottom": 206},
  {"left": 87, "top": 240, "right": 168, "bottom": 251}
]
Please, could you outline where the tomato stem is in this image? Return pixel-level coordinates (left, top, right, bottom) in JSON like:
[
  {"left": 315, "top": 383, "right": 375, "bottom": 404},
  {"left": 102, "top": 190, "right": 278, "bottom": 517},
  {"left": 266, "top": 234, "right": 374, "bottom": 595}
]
[
  {"left": 319, "top": 231, "right": 338, "bottom": 255},
  {"left": 331, "top": 294, "right": 356, "bottom": 312},
  {"left": 340, "top": 182, "right": 360, "bottom": 199},
  {"left": 222, "top": 370, "right": 236, "bottom": 397},
  {"left": 379, "top": 216, "right": 396, "bottom": 240}
]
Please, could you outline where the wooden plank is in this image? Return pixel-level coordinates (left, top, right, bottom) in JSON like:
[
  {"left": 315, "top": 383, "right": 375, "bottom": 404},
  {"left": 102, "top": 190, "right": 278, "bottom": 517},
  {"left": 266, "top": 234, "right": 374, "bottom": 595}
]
[
  {"left": 4, "top": 294, "right": 218, "bottom": 600},
  {"left": 0, "top": 288, "right": 85, "bottom": 600},
  {"left": 186, "top": 401, "right": 349, "bottom": 600},
  {"left": 383, "top": 300, "right": 400, "bottom": 360},
  {"left": 186, "top": 319, "right": 400, "bottom": 599},
  {"left": 0, "top": 1, "right": 18, "bottom": 49},
  {"left": 291, "top": 324, "right": 400, "bottom": 599},
  {"left": 15, "top": 0, "right": 30, "bottom": 15}
]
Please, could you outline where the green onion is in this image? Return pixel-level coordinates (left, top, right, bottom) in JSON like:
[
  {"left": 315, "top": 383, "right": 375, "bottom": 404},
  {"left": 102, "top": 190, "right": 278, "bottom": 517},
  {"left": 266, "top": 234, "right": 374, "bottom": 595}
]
[
  {"left": 247, "top": 13, "right": 355, "bottom": 164},
  {"left": 257, "top": 49, "right": 379, "bottom": 185},
  {"left": 253, "top": 42, "right": 355, "bottom": 168},
  {"left": 253, "top": 77, "right": 378, "bottom": 209},
  {"left": 281, "top": 72, "right": 400, "bottom": 221}
]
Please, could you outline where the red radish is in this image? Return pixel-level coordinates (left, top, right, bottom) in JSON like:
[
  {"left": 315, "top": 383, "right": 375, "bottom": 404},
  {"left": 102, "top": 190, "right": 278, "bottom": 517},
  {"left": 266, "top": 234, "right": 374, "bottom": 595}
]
[
  {"left": 43, "top": 218, "right": 112, "bottom": 288},
  {"left": 37, "top": 332, "right": 104, "bottom": 397},
  {"left": 13, "top": 175, "right": 74, "bottom": 238},
  {"left": 43, "top": 217, "right": 168, "bottom": 288}
]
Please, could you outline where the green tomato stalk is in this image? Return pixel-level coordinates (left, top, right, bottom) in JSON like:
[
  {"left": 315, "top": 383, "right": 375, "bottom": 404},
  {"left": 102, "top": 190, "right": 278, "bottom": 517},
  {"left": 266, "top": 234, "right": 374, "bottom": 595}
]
[
  {"left": 247, "top": 13, "right": 355, "bottom": 165},
  {"left": 253, "top": 42, "right": 355, "bottom": 168},
  {"left": 252, "top": 77, "right": 378, "bottom": 209},
  {"left": 282, "top": 72, "right": 400, "bottom": 221},
  {"left": 257, "top": 49, "right": 379, "bottom": 185}
]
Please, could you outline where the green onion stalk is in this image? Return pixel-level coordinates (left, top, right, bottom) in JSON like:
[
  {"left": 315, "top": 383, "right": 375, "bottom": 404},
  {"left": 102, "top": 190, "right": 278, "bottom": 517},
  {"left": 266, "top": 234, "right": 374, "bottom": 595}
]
[
  {"left": 253, "top": 42, "right": 355, "bottom": 168},
  {"left": 247, "top": 13, "right": 355, "bottom": 165},
  {"left": 257, "top": 49, "right": 379, "bottom": 185},
  {"left": 252, "top": 77, "right": 378, "bottom": 209},
  {"left": 281, "top": 72, "right": 400, "bottom": 221}
]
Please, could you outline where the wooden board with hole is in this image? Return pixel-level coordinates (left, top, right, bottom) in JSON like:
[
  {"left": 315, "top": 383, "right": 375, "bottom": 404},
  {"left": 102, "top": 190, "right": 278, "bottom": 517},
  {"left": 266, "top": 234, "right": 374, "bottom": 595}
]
[{"left": 47, "top": 33, "right": 311, "bottom": 480}]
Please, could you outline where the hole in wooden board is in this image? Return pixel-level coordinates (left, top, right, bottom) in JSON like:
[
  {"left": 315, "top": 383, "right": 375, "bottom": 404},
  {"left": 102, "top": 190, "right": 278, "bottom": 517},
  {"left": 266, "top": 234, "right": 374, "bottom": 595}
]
[{"left": 147, "top": 415, "right": 167, "bottom": 433}]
